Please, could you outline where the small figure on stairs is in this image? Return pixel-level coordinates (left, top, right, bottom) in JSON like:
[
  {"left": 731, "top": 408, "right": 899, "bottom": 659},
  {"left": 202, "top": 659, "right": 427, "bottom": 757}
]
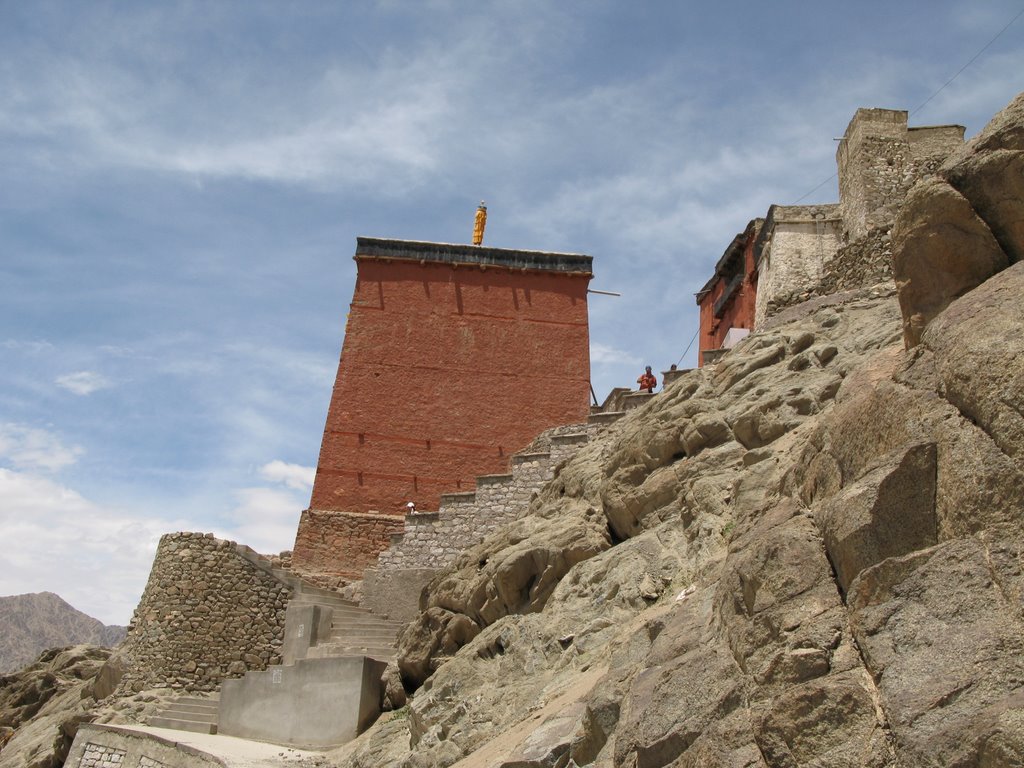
[{"left": 406, "top": 501, "right": 418, "bottom": 515}]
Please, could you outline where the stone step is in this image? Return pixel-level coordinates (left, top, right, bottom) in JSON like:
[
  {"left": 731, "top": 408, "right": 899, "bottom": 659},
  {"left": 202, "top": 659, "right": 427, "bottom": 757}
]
[
  {"left": 148, "top": 716, "right": 218, "bottom": 735},
  {"left": 588, "top": 411, "right": 625, "bottom": 425},
  {"left": 550, "top": 432, "right": 589, "bottom": 443}
]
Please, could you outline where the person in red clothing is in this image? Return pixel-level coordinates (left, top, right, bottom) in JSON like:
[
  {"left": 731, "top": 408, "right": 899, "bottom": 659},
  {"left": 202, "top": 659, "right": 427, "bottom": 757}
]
[{"left": 637, "top": 365, "right": 657, "bottom": 393}]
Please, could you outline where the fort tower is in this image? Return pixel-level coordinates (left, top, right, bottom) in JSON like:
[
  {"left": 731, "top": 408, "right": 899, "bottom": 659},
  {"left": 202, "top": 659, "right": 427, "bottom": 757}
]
[{"left": 292, "top": 237, "right": 593, "bottom": 582}]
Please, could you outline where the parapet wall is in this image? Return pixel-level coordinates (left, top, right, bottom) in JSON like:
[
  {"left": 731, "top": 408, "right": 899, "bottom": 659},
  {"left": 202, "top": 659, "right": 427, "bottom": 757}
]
[
  {"left": 116, "top": 532, "right": 292, "bottom": 693},
  {"left": 837, "top": 109, "right": 964, "bottom": 241}
]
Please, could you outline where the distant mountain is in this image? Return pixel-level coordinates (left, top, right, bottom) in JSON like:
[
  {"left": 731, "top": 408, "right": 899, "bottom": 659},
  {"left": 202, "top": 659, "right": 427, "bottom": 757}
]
[{"left": 0, "top": 592, "right": 127, "bottom": 674}]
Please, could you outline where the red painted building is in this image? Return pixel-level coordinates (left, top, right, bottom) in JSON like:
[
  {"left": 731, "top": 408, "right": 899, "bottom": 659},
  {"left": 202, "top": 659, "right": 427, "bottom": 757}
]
[
  {"left": 292, "top": 238, "right": 593, "bottom": 580},
  {"left": 696, "top": 219, "right": 762, "bottom": 366}
]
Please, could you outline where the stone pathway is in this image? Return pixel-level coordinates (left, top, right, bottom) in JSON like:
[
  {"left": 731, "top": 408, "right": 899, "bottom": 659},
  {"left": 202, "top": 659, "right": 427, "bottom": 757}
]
[{"left": 125, "top": 725, "right": 329, "bottom": 767}]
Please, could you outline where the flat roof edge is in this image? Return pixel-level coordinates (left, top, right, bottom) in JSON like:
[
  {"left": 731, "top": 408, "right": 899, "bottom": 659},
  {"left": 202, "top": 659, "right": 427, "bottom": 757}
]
[{"left": 355, "top": 237, "right": 593, "bottom": 274}]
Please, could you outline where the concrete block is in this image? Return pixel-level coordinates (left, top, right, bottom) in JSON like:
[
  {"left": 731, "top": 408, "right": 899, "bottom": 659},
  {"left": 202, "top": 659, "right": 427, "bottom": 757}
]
[
  {"left": 218, "top": 656, "right": 387, "bottom": 748},
  {"left": 363, "top": 567, "right": 437, "bottom": 621},
  {"left": 281, "top": 602, "right": 327, "bottom": 665}
]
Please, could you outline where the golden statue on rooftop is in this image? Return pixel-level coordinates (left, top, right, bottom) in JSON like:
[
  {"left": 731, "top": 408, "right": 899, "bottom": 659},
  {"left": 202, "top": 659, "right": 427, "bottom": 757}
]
[{"left": 473, "top": 201, "right": 487, "bottom": 245}]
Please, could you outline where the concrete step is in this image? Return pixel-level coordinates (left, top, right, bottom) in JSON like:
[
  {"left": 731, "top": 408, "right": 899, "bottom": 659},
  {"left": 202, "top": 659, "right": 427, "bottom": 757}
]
[
  {"left": 306, "top": 644, "right": 396, "bottom": 660},
  {"left": 292, "top": 599, "right": 367, "bottom": 615},
  {"left": 332, "top": 620, "right": 403, "bottom": 632},
  {"left": 167, "top": 695, "right": 219, "bottom": 707},
  {"left": 160, "top": 702, "right": 219, "bottom": 716},
  {"left": 148, "top": 716, "right": 218, "bottom": 735},
  {"left": 148, "top": 695, "right": 220, "bottom": 736},
  {"left": 329, "top": 632, "right": 398, "bottom": 644},
  {"left": 331, "top": 626, "right": 403, "bottom": 638},
  {"left": 329, "top": 622, "right": 399, "bottom": 634},
  {"left": 291, "top": 590, "right": 358, "bottom": 606}
]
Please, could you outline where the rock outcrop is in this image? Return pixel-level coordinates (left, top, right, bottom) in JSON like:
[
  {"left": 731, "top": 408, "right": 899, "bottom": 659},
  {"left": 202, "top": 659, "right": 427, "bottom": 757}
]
[
  {"left": 894, "top": 91, "right": 1024, "bottom": 347},
  {"left": 0, "top": 593, "right": 126, "bottom": 675},
  {"left": 0, "top": 645, "right": 111, "bottom": 768},
  {"left": 21, "top": 92, "right": 1024, "bottom": 768},
  {"left": 325, "top": 92, "right": 1024, "bottom": 768}
]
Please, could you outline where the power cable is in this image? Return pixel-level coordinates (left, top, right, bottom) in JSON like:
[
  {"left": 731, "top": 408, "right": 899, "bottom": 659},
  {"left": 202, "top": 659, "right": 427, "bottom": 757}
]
[
  {"left": 675, "top": 326, "right": 700, "bottom": 367},
  {"left": 789, "top": 4, "right": 1024, "bottom": 205},
  {"left": 910, "top": 5, "right": 1024, "bottom": 117}
]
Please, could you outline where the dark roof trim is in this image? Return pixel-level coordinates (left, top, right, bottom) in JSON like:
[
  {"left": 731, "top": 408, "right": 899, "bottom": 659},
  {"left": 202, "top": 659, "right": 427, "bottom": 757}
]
[{"left": 355, "top": 237, "right": 593, "bottom": 275}]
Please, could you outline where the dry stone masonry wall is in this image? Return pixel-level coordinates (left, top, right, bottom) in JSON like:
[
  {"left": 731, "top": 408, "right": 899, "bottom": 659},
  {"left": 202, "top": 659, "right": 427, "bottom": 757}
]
[
  {"left": 837, "top": 109, "right": 964, "bottom": 241},
  {"left": 376, "top": 431, "right": 591, "bottom": 574},
  {"left": 292, "top": 510, "right": 406, "bottom": 587},
  {"left": 116, "top": 532, "right": 292, "bottom": 693},
  {"left": 379, "top": 456, "right": 548, "bottom": 571},
  {"left": 818, "top": 227, "right": 894, "bottom": 294},
  {"left": 363, "top": 430, "right": 593, "bottom": 620}
]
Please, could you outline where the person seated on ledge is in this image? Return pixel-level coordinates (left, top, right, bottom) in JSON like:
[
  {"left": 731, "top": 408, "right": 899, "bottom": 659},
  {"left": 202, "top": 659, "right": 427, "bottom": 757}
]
[{"left": 637, "top": 365, "right": 657, "bottom": 393}]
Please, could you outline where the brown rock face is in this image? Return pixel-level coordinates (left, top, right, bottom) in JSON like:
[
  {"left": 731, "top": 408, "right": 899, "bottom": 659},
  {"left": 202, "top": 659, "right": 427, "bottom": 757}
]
[
  {"left": 892, "top": 177, "right": 1006, "bottom": 347},
  {"left": 922, "top": 262, "right": 1024, "bottom": 463},
  {"left": 336, "top": 224, "right": 1024, "bottom": 767},
  {"left": 893, "top": 91, "right": 1024, "bottom": 347},
  {"left": 0, "top": 645, "right": 110, "bottom": 768}
]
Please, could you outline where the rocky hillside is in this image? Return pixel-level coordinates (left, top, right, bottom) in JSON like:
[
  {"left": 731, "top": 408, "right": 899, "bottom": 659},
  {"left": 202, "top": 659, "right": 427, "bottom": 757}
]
[
  {"left": 0, "top": 593, "right": 126, "bottom": 675},
  {"left": 330, "top": 92, "right": 1024, "bottom": 768},
  {"left": 3, "top": 92, "right": 1021, "bottom": 768}
]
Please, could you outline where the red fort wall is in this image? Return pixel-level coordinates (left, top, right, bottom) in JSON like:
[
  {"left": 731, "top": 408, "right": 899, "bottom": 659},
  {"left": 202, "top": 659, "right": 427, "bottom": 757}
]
[{"left": 292, "top": 238, "right": 593, "bottom": 581}]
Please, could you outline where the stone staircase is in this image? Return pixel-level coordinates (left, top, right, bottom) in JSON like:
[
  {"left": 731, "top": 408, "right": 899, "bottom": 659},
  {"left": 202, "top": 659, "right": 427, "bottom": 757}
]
[
  {"left": 147, "top": 550, "right": 403, "bottom": 739},
  {"left": 301, "top": 592, "right": 403, "bottom": 662},
  {"left": 147, "top": 695, "right": 219, "bottom": 735},
  {"left": 363, "top": 425, "right": 609, "bottom": 620}
]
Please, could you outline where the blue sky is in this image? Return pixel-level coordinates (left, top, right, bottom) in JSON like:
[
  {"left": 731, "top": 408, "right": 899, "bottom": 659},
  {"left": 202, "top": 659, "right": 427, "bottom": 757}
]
[{"left": 1, "top": 1, "right": 1022, "bottom": 625}]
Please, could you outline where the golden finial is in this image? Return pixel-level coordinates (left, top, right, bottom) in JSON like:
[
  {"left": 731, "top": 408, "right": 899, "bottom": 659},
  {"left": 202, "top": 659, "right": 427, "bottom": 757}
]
[{"left": 472, "top": 201, "right": 487, "bottom": 245}]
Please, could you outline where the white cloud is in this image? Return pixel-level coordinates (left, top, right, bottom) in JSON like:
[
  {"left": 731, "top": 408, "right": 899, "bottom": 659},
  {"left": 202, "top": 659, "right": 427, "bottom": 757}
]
[
  {"left": 222, "top": 486, "right": 303, "bottom": 556},
  {"left": 2, "top": 339, "right": 55, "bottom": 353},
  {"left": 55, "top": 370, "right": 113, "bottom": 396},
  {"left": 0, "top": 468, "right": 188, "bottom": 626},
  {"left": 590, "top": 343, "right": 641, "bottom": 367},
  {"left": 0, "top": 423, "right": 82, "bottom": 472},
  {"left": 259, "top": 460, "right": 315, "bottom": 492}
]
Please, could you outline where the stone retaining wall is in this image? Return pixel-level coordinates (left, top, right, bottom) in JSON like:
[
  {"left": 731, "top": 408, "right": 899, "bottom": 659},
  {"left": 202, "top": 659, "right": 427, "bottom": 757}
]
[
  {"left": 291, "top": 510, "right": 405, "bottom": 584},
  {"left": 376, "top": 452, "right": 554, "bottom": 572},
  {"left": 818, "top": 227, "right": 893, "bottom": 294},
  {"left": 363, "top": 431, "right": 591, "bottom": 618},
  {"left": 116, "top": 532, "right": 292, "bottom": 694}
]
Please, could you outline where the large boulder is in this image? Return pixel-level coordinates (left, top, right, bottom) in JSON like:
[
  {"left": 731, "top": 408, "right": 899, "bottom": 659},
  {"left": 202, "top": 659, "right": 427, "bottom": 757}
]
[
  {"left": 893, "top": 91, "right": 1024, "bottom": 347},
  {"left": 848, "top": 535, "right": 1024, "bottom": 766},
  {"left": 922, "top": 262, "right": 1024, "bottom": 463},
  {"left": 892, "top": 177, "right": 1006, "bottom": 347}
]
